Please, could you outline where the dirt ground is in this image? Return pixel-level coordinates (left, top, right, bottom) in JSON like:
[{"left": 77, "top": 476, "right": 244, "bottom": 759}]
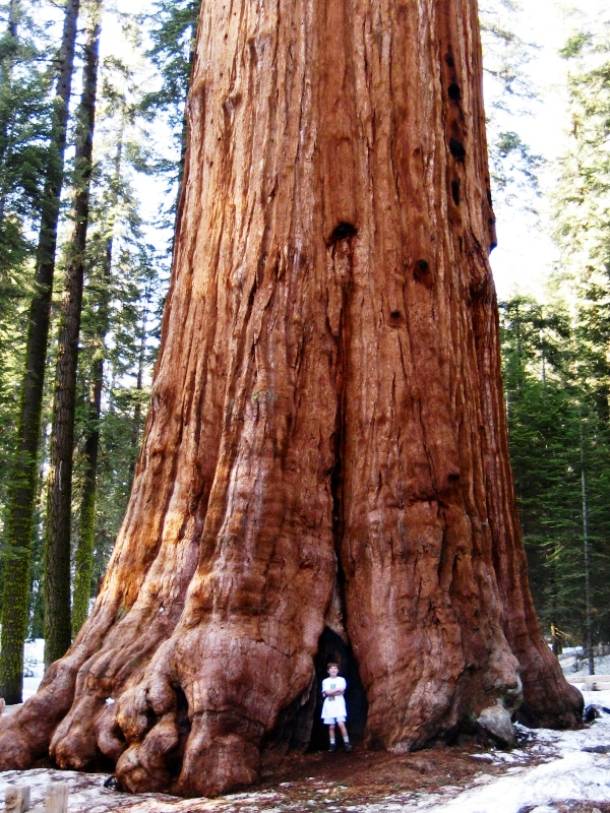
[
  {"left": 118, "top": 735, "right": 566, "bottom": 812},
  {"left": 258, "top": 742, "right": 516, "bottom": 806},
  {"left": 1, "top": 735, "right": 608, "bottom": 813}
]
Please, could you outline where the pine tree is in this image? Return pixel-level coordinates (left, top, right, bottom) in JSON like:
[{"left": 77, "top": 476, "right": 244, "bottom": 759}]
[
  {"left": 479, "top": 0, "right": 542, "bottom": 213},
  {"left": 0, "top": 0, "right": 81, "bottom": 704},
  {"left": 140, "top": 0, "right": 200, "bottom": 226},
  {"left": 550, "top": 18, "right": 610, "bottom": 655},
  {"left": 70, "top": 12, "right": 173, "bottom": 630},
  {"left": 71, "top": 119, "right": 122, "bottom": 637},
  {"left": 44, "top": 0, "right": 102, "bottom": 666},
  {"left": 500, "top": 295, "right": 610, "bottom": 655}
]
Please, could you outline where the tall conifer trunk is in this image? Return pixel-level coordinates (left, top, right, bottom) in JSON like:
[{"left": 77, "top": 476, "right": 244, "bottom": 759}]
[
  {"left": 0, "top": 0, "right": 81, "bottom": 704},
  {"left": 127, "top": 304, "right": 147, "bottom": 492},
  {"left": 72, "top": 121, "right": 124, "bottom": 636},
  {"left": 0, "top": 0, "right": 20, "bottom": 225},
  {"left": 0, "top": 0, "right": 581, "bottom": 793},
  {"left": 44, "top": 0, "right": 102, "bottom": 665}
]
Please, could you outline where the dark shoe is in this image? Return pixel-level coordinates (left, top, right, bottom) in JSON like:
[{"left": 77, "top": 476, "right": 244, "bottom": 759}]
[
  {"left": 344, "top": 742, "right": 352, "bottom": 752},
  {"left": 328, "top": 743, "right": 337, "bottom": 752}
]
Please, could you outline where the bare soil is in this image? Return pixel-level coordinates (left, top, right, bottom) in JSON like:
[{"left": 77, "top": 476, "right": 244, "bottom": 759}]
[{"left": 2, "top": 736, "right": 604, "bottom": 813}]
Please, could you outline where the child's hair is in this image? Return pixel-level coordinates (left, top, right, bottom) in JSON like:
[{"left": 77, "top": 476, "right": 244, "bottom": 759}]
[{"left": 327, "top": 661, "right": 339, "bottom": 669}]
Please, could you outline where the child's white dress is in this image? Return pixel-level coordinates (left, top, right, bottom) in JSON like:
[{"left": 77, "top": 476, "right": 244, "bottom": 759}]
[{"left": 321, "top": 676, "right": 347, "bottom": 723}]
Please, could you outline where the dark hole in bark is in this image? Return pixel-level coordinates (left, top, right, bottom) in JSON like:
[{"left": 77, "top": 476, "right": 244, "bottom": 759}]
[
  {"left": 328, "top": 221, "right": 359, "bottom": 246},
  {"left": 111, "top": 722, "right": 126, "bottom": 744},
  {"left": 145, "top": 706, "right": 157, "bottom": 730},
  {"left": 451, "top": 179, "right": 461, "bottom": 206},
  {"left": 97, "top": 754, "right": 119, "bottom": 774},
  {"left": 389, "top": 310, "right": 403, "bottom": 326},
  {"left": 449, "top": 138, "right": 466, "bottom": 163},
  {"left": 414, "top": 259, "right": 433, "bottom": 288},
  {"left": 448, "top": 82, "right": 461, "bottom": 102},
  {"left": 166, "top": 683, "right": 192, "bottom": 778},
  {"left": 309, "top": 627, "right": 368, "bottom": 751},
  {"left": 260, "top": 673, "right": 317, "bottom": 755},
  {"left": 469, "top": 279, "right": 490, "bottom": 304}
]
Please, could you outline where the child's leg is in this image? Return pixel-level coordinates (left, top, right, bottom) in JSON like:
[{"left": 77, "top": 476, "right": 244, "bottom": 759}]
[
  {"left": 328, "top": 723, "right": 336, "bottom": 750},
  {"left": 337, "top": 721, "right": 351, "bottom": 750}
]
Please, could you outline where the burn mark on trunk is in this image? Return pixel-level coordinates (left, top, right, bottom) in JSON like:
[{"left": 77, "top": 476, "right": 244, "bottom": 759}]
[
  {"left": 327, "top": 221, "right": 358, "bottom": 247},
  {"left": 451, "top": 179, "right": 461, "bottom": 206},
  {"left": 165, "top": 684, "right": 191, "bottom": 778},
  {"left": 449, "top": 138, "right": 466, "bottom": 163},
  {"left": 448, "top": 82, "right": 461, "bottom": 103},
  {"left": 414, "top": 259, "right": 434, "bottom": 289}
]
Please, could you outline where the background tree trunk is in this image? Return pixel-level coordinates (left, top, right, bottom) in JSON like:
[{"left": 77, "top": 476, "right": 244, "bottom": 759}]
[
  {"left": 44, "top": 0, "right": 102, "bottom": 665},
  {"left": 72, "top": 118, "right": 124, "bottom": 637},
  {"left": 0, "top": 0, "right": 20, "bottom": 225},
  {"left": 0, "top": 0, "right": 81, "bottom": 704},
  {"left": 0, "top": 0, "right": 581, "bottom": 793}
]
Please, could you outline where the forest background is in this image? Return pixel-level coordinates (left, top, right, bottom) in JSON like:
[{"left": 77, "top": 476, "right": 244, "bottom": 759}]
[{"left": 0, "top": 0, "right": 607, "bottom": 702}]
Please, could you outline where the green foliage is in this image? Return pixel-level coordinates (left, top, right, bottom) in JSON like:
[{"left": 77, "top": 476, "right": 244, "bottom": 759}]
[
  {"left": 0, "top": 2, "right": 170, "bottom": 656},
  {"left": 140, "top": 0, "right": 199, "bottom": 133},
  {"left": 0, "top": 1, "right": 53, "bottom": 277},
  {"left": 501, "top": 296, "right": 610, "bottom": 648},
  {"left": 138, "top": 0, "right": 200, "bottom": 230},
  {"left": 68, "top": 41, "right": 169, "bottom": 623},
  {"left": 555, "top": 25, "right": 610, "bottom": 273},
  {"left": 0, "top": 0, "right": 53, "bottom": 448},
  {"left": 479, "top": 0, "right": 543, "bottom": 209}
]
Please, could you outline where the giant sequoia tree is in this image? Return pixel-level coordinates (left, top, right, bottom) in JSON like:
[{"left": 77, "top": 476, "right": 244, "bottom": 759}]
[{"left": 0, "top": 0, "right": 581, "bottom": 797}]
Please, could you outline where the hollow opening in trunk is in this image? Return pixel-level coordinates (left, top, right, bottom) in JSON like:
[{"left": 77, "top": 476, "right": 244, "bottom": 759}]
[{"left": 309, "top": 626, "right": 368, "bottom": 751}]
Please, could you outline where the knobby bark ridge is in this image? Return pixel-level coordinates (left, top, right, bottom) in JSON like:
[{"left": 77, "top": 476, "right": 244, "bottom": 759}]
[{"left": 0, "top": 0, "right": 581, "bottom": 796}]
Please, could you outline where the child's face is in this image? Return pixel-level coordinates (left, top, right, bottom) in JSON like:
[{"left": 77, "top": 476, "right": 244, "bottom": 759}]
[{"left": 328, "top": 665, "right": 339, "bottom": 677}]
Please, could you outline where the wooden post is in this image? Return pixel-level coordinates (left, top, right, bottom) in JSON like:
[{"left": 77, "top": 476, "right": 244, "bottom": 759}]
[
  {"left": 44, "top": 783, "right": 68, "bottom": 813},
  {"left": 4, "top": 786, "right": 31, "bottom": 813}
]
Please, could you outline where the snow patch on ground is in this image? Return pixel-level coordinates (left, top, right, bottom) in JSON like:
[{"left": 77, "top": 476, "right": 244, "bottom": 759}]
[
  {"left": 0, "top": 769, "right": 177, "bottom": 813},
  {"left": 418, "top": 750, "right": 610, "bottom": 813},
  {"left": 559, "top": 648, "right": 610, "bottom": 677},
  {"left": 23, "top": 638, "right": 45, "bottom": 700}
]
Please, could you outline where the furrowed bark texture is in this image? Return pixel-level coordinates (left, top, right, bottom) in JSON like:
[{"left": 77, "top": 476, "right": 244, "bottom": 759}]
[{"left": 0, "top": 0, "right": 581, "bottom": 795}]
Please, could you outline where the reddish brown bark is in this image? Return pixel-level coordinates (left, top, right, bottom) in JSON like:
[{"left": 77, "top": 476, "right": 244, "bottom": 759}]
[{"left": 0, "top": 0, "right": 581, "bottom": 797}]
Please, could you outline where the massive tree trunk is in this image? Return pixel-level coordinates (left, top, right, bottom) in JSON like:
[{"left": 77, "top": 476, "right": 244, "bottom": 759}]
[
  {"left": 0, "top": 0, "right": 81, "bottom": 704},
  {"left": 44, "top": 0, "right": 102, "bottom": 665},
  {"left": 0, "top": 0, "right": 581, "bottom": 796}
]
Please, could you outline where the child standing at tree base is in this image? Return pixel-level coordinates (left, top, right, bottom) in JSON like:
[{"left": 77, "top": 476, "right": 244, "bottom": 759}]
[{"left": 321, "top": 662, "right": 352, "bottom": 752}]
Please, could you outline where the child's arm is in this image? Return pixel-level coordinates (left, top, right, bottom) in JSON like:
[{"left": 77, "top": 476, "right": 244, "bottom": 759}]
[{"left": 325, "top": 681, "right": 346, "bottom": 697}]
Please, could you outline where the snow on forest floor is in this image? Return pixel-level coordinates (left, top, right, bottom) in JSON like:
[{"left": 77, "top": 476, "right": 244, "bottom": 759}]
[{"left": 1, "top": 641, "right": 610, "bottom": 812}]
